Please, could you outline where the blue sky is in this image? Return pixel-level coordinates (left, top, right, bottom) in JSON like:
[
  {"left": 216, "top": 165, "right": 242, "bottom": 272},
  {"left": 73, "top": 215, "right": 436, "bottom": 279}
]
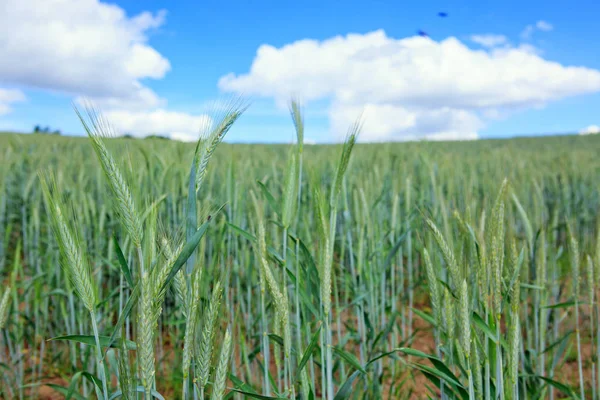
[{"left": 0, "top": 0, "right": 599, "bottom": 142}]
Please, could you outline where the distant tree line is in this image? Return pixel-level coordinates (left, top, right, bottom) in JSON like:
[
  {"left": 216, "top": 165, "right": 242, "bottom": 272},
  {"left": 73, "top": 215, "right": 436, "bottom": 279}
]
[
  {"left": 121, "top": 133, "right": 171, "bottom": 140},
  {"left": 33, "top": 125, "right": 61, "bottom": 135},
  {"left": 31, "top": 126, "right": 172, "bottom": 140},
  {"left": 145, "top": 134, "right": 170, "bottom": 140}
]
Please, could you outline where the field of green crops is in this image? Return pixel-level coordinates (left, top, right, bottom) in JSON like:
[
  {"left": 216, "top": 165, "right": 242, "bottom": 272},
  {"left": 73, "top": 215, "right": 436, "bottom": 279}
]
[{"left": 1, "top": 103, "right": 599, "bottom": 399}]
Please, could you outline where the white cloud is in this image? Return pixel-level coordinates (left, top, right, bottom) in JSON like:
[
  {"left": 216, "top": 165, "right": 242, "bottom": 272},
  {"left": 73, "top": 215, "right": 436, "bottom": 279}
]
[
  {"left": 521, "top": 20, "right": 554, "bottom": 40},
  {"left": 0, "top": 88, "right": 26, "bottom": 115},
  {"left": 74, "top": 85, "right": 165, "bottom": 112},
  {"left": 0, "top": 0, "right": 169, "bottom": 109},
  {"left": 0, "top": 0, "right": 216, "bottom": 138},
  {"left": 521, "top": 25, "right": 535, "bottom": 40},
  {"left": 580, "top": 125, "right": 600, "bottom": 135},
  {"left": 169, "top": 132, "right": 202, "bottom": 142},
  {"left": 470, "top": 34, "right": 507, "bottom": 48},
  {"left": 219, "top": 30, "right": 600, "bottom": 142},
  {"left": 103, "top": 109, "right": 212, "bottom": 140},
  {"left": 536, "top": 20, "right": 554, "bottom": 32},
  {"left": 328, "top": 102, "right": 482, "bottom": 142}
]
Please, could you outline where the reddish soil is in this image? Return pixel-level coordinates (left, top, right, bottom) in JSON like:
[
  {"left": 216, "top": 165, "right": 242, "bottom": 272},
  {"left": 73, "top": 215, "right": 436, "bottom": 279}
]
[{"left": 18, "top": 294, "right": 599, "bottom": 400}]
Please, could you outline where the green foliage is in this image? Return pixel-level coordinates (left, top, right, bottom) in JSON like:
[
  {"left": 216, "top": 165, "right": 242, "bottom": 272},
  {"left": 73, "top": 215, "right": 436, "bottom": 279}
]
[{"left": 1, "top": 107, "right": 600, "bottom": 399}]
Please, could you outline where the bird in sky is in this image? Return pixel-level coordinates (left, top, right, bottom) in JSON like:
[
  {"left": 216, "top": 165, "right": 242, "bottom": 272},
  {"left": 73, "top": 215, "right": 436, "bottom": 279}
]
[{"left": 417, "top": 11, "right": 448, "bottom": 38}]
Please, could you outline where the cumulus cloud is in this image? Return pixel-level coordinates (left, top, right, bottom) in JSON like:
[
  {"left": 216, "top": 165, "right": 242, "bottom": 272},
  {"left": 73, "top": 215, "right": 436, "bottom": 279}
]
[
  {"left": 0, "top": 88, "right": 26, "bottom": 115},
  {"left": 103, "top": 109, "right": 212, "bottom": 141},
  {"left": 169, "top": 132, "right": 203, "bottom": 142},
  {"left": 0, "top": 0, "right": 219, "bottom": 139},
  {"left": 328, "top": 102, "right": 481, "bottom": 142},
  {"left": 219, "top": 30, "right": 600, "bottom": 141},
  {"left": 0, "top": 0, "right": 170, "bottom": 109},
  {"left": 74, "top": 85, "right": 165, "bottom": 112},
  {"left": 580, "top": 125, "right": 600, "bottom": 135},
  {"left": 470, "top": 34, "right": 507, "bottom": 48}
]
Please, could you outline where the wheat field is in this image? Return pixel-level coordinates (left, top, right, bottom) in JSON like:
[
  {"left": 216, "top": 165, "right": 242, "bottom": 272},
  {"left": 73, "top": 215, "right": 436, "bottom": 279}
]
[{"left": 0, "top": 102, "right": 599, "bottom": 399}]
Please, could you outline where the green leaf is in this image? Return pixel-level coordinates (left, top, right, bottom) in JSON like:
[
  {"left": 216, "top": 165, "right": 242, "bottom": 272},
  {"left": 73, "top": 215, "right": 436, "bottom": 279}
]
[
  {"left": 113, "top": 236, "right": 133, "bottom": 288},
  {"left": 229, "top": 373, "right": 259, "bottom": 394},
  {"left": 472, "top": 311, "right": 498, "bottom": 343},
  {"left": 397, "top": 348, "right": 464, "bottom": 389},
  {"left": 106, "top": 282, "right": 140, "bottom": 354},
  {"left": 543, "top": 330, "right": 574, "bottom": 354},
  {"left": 257, "top": 180, "right": 280, "bottom": 217},
  {"left": 382, "top": 229, "right": 409, "bottom": 270},
  {"left": 42, "top": 384, "right": 87, "bottom": 400},
  {"left": 230, "top": 390, "right": 288, "bottom": 400},
  {"left": 227, "top": 222, "right": 257, "bottom": 243},
  {"left": 419, "top": 371, "right": 464, "bottom": 400},
  {"left": 520, "top": 283, "right": 546, "bottom": 291},
  {"left": 287, "top": 232, "right": 318, "bottom": 275},
  {"left": 108, "top": 387, "right": 166, "bottom": 400},
  {"left": 140, "top": 194, "right": 168, "bottom": 223},
  {"left": 439, "top": 280, "right": 458, "bottom": 299},
  {"left": 45, "top": 289, "right": 70, "bottom": 298},
  {"left": 297, "top": 280, "right": 319, "bottom": 319},
  {"left": 365, "top": 349, "right": 402, "bottom": 368},
  {"left": 333, "top": 370, "right": 362, "bottom": 400},
  {"left": 48, "top": 334, "right": 136, "bottom": 350},
  {"left": 135, "top": 386, "right": 165, "bottom": 400},
  {"left": 412, "top": 308, "right": 436, "bottom": 327},
  {"left": 268, "top": 334, "right": 284, "bottom": 347},
  {"left": 396, "top": 347, "right": 432, "bottom": 359},
  {"left": 535, "top": 376, "right": 580, "bottom": 399},
  {"left": 372, "top": 312, "right": 399, "bottom": 351},
  {"left": 542, "top": 300, "right": 577, "bottom": 309},
  {"left": 512, "top": 193, "right": 534, "bottom": 247},
  {"left": 297, "top": 324, "right": 321, "bottom": 380},
  {"left": 412, "top": 362, "right": 464, "bottom": 391},
  {"left": 66, "top": 371, "right": 103, "bottom": 400},
  {"left": 186, "top": 154, "right": 198, "bottom": 275},
  {"left": 266, "top": 245, "right": 285, "bottom": 266},
  {"left": 332, "top": 346, "right": 366, "bottom": 374},
  {"left": 227, "top": 221, "right": 285, "bottom": 266},
  {"left": 160, "top": 206, "right": 225, "bottom": 294}
]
